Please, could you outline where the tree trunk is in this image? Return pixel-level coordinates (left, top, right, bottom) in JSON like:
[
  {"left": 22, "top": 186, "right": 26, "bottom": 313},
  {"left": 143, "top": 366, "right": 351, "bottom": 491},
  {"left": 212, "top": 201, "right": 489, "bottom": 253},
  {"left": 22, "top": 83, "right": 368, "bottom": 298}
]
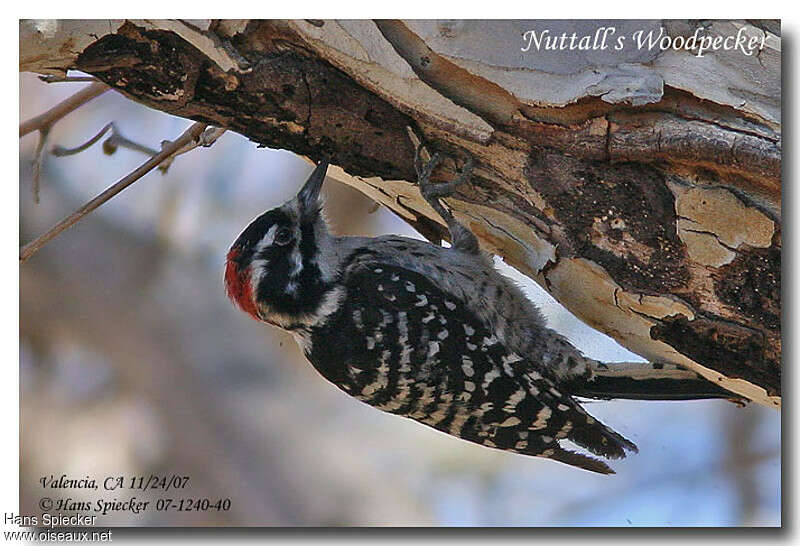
[{"left": 20, "top": 19, "right": 781, "bottom": 407}]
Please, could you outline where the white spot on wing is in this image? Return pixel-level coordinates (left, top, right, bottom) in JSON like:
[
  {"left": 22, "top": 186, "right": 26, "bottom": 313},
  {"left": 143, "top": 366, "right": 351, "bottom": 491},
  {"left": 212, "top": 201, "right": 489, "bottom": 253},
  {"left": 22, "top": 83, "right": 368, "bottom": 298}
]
[
  {"left": 481, "top": 368, "right": 501, "bottom": 391},
  {"left": 501, "top": 354, "right": 523, "bottom": 375},
  {"left": 448, "top": 410, "right": 470, "bottom": 436},
  {"left": 531, "top": 406, "right": 552, "bottom": 430},
  {"left": 361, "top": 349, "right": 392, "bottom": 398},
  {"left": 461, "top": 356, "right": 474, "bottom": 377},
  {"left": 503, "top": 389, "right": 526, "bottom": 412}
]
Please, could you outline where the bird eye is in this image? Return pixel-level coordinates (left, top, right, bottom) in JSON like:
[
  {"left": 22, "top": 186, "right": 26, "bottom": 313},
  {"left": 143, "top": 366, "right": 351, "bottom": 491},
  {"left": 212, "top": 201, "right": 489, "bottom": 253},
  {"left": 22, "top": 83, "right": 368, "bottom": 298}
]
[{"left": 274, "top": 227, "right": 293, "bottom": 246}]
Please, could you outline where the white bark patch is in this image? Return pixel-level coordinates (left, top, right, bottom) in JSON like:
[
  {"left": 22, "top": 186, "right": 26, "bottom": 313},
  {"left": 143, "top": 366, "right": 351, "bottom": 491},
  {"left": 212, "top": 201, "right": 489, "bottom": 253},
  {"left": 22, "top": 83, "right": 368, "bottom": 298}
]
[
  {"left": 671, "top": 182, "right": 775, "bottom": 267},
  {"left": 457, "top": 205, "right": 556, "bottom": 274}
]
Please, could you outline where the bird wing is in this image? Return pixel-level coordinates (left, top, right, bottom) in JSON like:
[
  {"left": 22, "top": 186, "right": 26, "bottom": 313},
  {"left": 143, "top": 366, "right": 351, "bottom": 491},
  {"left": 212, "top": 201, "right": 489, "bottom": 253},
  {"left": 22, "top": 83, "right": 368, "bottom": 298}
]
[{"left": 306, "top": 253, "right": 637, "bottom": 474}]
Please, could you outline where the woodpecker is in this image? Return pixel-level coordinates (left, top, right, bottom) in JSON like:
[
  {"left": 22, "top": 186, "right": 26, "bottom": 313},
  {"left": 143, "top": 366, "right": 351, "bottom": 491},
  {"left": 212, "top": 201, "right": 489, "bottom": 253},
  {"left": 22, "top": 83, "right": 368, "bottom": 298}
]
[{"left": 225, "top": 150, "right": 735, "bottom": 474}]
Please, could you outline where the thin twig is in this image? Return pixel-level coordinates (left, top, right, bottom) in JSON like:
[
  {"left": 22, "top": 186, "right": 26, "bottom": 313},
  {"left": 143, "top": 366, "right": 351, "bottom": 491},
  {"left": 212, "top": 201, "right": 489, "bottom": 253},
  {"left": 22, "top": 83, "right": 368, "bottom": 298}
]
[
  {"left": 52, "top": 122, "right": 160, "bottom": 159},
  {"left": 160, "top": 126, "right": 227, "bottom": 170},
  {"left": 19, "top": 82, "right": 109, "bottom": 137},
  {"left": 31, "top": 128, "right": 50, "bottom": 204},
  {"left": 50, "top": 123, "right": 114, "bottom": 156},
  {"left": 20, "top": 122, "right": 208, "bottom": 264},
  {"left": 38, "top": 75, "right": 100, "bottom": 84}
]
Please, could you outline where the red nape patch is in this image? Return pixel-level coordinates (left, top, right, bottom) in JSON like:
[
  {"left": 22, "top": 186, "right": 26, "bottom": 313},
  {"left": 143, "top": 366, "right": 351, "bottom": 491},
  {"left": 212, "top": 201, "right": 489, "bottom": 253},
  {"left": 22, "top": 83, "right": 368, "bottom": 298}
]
[{"left": 224, "top": 248, "right": 260, "bottom": 321}]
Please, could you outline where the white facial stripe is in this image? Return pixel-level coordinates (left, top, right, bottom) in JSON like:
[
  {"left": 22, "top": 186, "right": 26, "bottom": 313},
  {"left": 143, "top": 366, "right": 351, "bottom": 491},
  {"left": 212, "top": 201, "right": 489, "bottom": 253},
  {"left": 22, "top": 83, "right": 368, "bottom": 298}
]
[
  {"left": 256, "top": 224, "right": 279, "bottom": 252},
  {"left": 289, "top": 246, "right": 303, "bottom": 278},
  {"left": 246, "top": 257, "right": 268, "bottom": 320},
  {"left": 250, "top": 258, "right": 269, "bottom": 291}
]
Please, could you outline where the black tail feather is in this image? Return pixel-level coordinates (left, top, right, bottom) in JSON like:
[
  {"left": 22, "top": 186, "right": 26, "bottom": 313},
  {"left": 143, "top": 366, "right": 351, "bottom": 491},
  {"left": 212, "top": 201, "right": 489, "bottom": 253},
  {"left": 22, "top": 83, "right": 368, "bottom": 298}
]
[
  {"left": 567, "top": 422, "right": 638, "bottom": 460},
  {"left": 548, "top": 447, "right": 616, "bottom": 475},
  {"left": 564, "top": 362, "right": 741, "bottom": 401}
]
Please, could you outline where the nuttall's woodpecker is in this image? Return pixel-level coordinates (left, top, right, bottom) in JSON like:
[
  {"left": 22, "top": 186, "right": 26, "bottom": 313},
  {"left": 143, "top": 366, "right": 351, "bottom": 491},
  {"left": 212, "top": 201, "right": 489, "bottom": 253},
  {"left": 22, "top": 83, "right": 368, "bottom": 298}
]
[{"left": 225, "top": 150, "right": 735, "bottom": 474}]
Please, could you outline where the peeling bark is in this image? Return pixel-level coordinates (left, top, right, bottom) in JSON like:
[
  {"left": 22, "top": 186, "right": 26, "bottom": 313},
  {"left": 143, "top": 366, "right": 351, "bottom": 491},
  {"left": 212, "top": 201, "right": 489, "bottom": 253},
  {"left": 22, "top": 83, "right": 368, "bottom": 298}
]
[{"left": 19, "top": 19, "right": 781, "bottom": 408}]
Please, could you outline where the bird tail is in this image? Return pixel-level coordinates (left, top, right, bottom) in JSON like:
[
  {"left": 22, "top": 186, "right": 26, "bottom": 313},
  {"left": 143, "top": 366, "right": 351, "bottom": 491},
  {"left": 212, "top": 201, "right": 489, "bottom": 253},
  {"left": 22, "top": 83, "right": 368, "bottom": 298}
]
[
  {"left": 542, "top": 412, "right": 638, "bottom": 475},
  {"left": 540, "top": 361, "right": 740, "bottom": 474},
  {"left": 563, "top": 361, "right": 742, "bottom": 402},
  {"left": 528, "top": 376, "right": 639, "bottom": 474}
]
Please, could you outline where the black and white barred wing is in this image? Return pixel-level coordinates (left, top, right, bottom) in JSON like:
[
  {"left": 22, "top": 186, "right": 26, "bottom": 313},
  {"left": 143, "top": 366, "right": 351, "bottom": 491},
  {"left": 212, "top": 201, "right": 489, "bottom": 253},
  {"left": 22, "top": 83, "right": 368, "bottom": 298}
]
[{"left": 307, "top": 260, "right": 638, "bottom": 474}]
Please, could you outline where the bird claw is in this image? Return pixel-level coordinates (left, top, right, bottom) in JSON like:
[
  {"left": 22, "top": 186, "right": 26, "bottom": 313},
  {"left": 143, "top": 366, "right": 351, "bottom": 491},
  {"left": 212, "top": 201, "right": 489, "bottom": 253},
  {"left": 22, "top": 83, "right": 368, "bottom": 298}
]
[{"left": 415, "top": 146, "right": 473, "bottom": 201}]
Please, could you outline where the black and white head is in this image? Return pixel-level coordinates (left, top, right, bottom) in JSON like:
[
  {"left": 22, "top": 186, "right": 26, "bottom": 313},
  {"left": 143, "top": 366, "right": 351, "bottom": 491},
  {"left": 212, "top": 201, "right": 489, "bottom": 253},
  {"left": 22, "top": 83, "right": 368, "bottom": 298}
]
[{"left": 225, "top": 160, "right": 335, "bottom": 326}]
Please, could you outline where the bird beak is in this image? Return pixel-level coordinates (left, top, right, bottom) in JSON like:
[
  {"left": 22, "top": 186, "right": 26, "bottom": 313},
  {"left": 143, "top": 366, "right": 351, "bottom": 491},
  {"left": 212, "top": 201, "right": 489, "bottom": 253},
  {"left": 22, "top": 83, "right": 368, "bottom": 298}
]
[{"left": 297, "top": 159, "right": 329, "bottom": 215}]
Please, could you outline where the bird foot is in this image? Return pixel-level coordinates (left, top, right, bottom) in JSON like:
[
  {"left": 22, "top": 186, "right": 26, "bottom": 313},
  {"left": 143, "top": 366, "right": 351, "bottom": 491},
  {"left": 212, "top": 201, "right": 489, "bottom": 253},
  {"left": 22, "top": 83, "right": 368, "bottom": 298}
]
[{"left": 414, "top": 145, "right": 473, "bottom": 202}]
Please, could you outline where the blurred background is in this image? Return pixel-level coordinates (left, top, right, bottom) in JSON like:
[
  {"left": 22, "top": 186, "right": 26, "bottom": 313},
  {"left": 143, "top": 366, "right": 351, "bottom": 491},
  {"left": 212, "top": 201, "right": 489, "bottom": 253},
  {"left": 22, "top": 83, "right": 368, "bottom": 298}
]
[{"left": 19, "top": 73, "right": 780, "bottom": 526}]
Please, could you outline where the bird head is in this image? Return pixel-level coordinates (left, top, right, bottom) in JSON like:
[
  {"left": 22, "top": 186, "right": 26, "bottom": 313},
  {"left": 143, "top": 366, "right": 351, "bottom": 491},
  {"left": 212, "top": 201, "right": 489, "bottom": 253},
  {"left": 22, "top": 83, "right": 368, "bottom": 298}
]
[{"left": 225, "top": 160, "right": 333, "bottom": 325}]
